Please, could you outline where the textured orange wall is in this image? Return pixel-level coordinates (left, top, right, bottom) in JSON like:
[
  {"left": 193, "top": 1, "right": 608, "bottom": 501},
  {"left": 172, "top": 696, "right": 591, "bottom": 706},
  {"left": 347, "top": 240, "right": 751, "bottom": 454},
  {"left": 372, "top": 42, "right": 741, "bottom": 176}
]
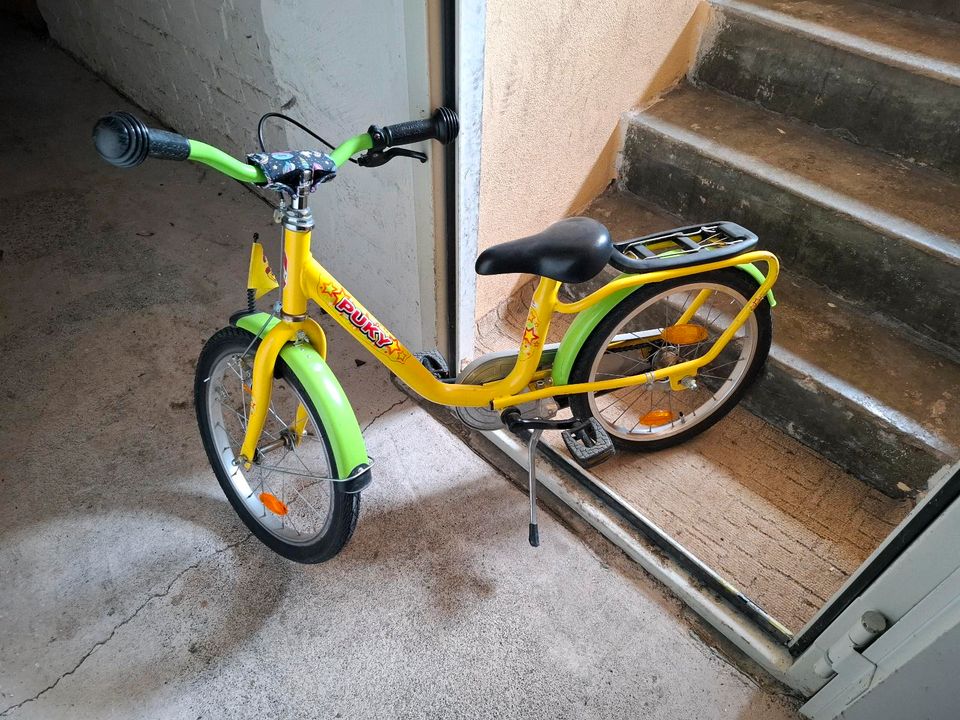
[{"left": 476, "top": 0, "right": 708, "bottom": 319}]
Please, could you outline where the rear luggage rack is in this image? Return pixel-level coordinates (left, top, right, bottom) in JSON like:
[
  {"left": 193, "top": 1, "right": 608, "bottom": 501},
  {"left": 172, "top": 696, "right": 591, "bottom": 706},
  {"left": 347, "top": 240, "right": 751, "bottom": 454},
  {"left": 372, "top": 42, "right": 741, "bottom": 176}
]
[{"left": 609, "top": 221, "right": 758, "bottom": 273}]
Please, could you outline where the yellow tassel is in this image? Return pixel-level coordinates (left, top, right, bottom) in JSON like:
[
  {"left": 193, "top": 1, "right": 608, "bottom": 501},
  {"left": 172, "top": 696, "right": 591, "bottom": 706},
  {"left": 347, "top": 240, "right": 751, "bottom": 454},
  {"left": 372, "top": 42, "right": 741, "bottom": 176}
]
[{"left": 247, "top": 242, "right": 279, "bottom": 300}]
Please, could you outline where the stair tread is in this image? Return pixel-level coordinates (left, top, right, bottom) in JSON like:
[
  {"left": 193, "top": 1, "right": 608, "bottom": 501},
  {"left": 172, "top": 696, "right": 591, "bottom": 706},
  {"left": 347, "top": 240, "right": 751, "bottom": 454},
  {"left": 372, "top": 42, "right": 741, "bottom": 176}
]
[
  {"left": 771, "top": 278, "right": 959, "bottom": 454},
  {"left": 632, "top": 84, "right": 960, "bottom": 261},
  {"left": 585, "top": 189, "right": 960, "bottom": 454},
  {"left": 871, "top": 0, "right": 960, "bottom": 25},
  {"left": 715, "top": 0, "right": 960, "bottom": 84}
]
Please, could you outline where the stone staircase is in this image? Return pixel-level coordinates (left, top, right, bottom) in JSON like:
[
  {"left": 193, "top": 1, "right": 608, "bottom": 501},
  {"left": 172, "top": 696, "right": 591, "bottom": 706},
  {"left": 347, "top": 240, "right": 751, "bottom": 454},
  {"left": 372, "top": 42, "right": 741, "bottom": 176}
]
[{"left": 603, "top": 0, "right": 960, "bottom": 496}]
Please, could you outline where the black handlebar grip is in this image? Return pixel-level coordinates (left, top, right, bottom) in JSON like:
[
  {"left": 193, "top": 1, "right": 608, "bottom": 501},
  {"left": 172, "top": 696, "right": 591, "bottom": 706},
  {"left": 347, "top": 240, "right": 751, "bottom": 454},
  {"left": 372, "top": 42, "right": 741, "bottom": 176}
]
[
  {"left": 93, "top": 111, "right": 190, "bottom": 168},
  {"left": 147, "top": 128, "right": 191, "bottom": 161},
  {"left": 371, "top": 107, "right": 459, "bottom": 149},
  {"left": 379, "top": 117, "right": 434, "bottom": 147}
]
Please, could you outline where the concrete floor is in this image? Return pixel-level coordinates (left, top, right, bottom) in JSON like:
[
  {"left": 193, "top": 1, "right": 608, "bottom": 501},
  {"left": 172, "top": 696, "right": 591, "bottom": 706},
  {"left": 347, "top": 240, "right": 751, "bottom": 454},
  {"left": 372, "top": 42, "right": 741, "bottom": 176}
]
[{"left": 0, "top": 22, "right": 799, "bottom": 719}]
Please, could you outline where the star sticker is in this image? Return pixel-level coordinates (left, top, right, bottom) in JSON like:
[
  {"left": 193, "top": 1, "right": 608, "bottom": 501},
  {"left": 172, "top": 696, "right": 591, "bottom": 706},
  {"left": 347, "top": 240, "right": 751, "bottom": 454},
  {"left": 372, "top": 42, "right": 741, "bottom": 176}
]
[
  {"left": 521, "top": 324, "right": 540, "bottom": 347},
  {"left": 384, "top": 341, "right": 410, "bottom": 363},
  {"left": 520, "top": 324, "right": 542, "bottom": 358},
  {"left": 318, "top": 280, "right": 343, "bottom": 303}
]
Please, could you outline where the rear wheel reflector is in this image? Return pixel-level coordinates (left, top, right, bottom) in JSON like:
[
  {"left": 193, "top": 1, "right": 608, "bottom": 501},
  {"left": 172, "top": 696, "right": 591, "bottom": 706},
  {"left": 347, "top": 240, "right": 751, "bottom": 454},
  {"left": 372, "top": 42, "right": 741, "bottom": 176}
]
[
  {"left": 661, "top": 324, "right": 708, "bottom": 345},
  {"left": 640, "top": 409, "right": 675, "bottom": 427}
]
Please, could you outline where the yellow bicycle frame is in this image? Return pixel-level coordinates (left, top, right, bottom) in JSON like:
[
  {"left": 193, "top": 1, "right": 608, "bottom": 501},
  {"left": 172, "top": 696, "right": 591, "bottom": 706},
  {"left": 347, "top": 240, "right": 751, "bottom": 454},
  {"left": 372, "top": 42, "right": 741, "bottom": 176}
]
[{"left": 239, "top": 223, "right": 779, "bottom": 465}]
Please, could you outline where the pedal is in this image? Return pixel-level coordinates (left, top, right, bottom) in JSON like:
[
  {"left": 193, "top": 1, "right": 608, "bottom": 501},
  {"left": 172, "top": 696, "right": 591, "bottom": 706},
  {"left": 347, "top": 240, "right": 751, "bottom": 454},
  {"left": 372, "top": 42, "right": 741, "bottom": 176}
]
[
  {"left": 414, "top": 350, "right": 451, "bottom": 380},
  {"left": 562, "top": 418, "right": 615, "bottom": 468}
]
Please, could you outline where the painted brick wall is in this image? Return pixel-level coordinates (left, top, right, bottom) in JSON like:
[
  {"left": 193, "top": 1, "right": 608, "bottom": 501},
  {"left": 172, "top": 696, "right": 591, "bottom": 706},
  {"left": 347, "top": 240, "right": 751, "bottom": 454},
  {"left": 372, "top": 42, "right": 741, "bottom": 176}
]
[{"left": 38, "top": 0, "right": 438, "bottom": 348}]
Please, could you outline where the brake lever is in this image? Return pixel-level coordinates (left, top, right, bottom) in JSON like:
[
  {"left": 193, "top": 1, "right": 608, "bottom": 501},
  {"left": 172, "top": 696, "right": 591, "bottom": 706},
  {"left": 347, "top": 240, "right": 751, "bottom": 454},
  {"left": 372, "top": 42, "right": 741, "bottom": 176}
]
[{"left": 357, "top": 147, "right": 428, "bottom": 167}]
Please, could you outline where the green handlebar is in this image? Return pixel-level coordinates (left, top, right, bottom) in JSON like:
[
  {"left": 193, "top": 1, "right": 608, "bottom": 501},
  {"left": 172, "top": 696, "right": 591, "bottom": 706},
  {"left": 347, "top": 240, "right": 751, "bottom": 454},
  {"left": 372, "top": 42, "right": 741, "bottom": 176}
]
[
  {"left": 187, "top": 133, "right": 374, "bottom": 184},
  {"left": 330, "top": 133, "right": 374, "bottom": 167},
  {"left": 188, "top": 140, "right": 266, "bottom": 183}
]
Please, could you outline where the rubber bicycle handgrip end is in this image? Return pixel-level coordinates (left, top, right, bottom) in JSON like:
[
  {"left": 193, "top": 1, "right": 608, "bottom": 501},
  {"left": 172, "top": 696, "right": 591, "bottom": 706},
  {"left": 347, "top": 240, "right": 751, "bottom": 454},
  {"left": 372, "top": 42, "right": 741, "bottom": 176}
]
[
  {"left": 93, "top": 111, "right": 191, "bottom": 168},
  {"left": 430, "top": 107, "right": 459, "bottom": 145}
]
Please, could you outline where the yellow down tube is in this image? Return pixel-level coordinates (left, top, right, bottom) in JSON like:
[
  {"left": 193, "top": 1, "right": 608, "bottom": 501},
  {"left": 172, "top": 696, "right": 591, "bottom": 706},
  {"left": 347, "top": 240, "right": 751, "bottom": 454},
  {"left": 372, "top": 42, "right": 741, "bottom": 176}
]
[{"left": 301, "top": 255, "right": 563, "bottom": 407}]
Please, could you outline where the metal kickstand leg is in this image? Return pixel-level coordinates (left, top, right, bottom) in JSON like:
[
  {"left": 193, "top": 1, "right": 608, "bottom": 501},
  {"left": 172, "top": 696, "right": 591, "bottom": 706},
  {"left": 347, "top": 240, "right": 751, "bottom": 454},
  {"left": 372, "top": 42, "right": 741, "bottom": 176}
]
[{"left": 527, "top": 428, "right": 543, "bottom": 548}]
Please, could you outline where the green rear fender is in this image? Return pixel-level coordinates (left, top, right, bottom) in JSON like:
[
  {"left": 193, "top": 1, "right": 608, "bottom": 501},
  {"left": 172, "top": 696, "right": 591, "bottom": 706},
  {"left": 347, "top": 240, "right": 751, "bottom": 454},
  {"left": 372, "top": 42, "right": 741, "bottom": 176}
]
[
  {"left": 551, "top": 264, "right": 776, "bottom": 386},
  {"left": 234, "top": 314, "right": 369, "bottom": 480}
]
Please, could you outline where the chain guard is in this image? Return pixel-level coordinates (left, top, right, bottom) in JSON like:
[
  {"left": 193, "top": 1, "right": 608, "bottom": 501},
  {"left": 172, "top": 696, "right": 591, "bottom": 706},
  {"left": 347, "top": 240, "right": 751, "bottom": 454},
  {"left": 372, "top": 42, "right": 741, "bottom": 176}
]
[{"left": 454, "top": 345, "right": 560, "bottom": 430}]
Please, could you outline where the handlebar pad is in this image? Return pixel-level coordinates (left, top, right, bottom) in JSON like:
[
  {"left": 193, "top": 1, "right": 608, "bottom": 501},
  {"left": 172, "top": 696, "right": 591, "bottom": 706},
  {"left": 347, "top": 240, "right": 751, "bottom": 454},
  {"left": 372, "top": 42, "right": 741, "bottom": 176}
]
[
  {"left": 370, "top": 107, "right": 459, "bottom": 149},
  {"left": 93, "top": 111, "right": 190, "bottom": 168}
]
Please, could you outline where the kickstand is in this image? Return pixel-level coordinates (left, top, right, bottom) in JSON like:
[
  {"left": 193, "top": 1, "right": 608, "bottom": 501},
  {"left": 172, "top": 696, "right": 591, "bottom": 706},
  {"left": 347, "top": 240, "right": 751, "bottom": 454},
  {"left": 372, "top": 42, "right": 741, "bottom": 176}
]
[{"left": 527, "top": 428, "right": 543, "bottom": 547}]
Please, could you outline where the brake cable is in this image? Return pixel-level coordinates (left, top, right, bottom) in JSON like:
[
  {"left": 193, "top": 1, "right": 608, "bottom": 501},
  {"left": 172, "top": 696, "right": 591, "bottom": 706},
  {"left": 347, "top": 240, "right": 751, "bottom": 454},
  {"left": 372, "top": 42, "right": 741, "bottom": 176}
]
[{"left": 256, "top": 112, "right": 359, "bottom": 164}]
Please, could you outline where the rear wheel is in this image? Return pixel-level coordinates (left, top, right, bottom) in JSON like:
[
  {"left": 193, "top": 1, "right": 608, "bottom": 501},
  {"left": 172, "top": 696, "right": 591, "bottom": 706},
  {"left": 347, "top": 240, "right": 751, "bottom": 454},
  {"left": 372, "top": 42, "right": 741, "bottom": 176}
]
[
  {"left": 568, "top": 269, "right": 771, "bottom": 451},
  {"left": 195, "top": 327, "right": 360, "bottom": 563}
]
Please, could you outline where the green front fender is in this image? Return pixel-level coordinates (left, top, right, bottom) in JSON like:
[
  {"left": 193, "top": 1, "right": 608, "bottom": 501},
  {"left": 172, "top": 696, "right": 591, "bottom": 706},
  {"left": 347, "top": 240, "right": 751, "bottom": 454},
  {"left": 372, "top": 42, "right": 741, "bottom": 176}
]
[
  {"left": 551, "top": 264, "right": 776, "bottom": 386},
  {"left": 235, "top": 313, "right": 369, "bottom": 480}
]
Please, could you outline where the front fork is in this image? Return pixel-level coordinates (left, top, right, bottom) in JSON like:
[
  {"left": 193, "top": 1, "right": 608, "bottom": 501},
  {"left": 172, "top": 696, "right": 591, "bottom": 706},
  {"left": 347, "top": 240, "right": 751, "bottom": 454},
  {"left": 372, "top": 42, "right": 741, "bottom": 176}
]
[
  {"left": 239, "top": 184, "right": 322, "bottom": 468},
  {"left": 238, "top": 315, "right": 327, "bottom": 467}
]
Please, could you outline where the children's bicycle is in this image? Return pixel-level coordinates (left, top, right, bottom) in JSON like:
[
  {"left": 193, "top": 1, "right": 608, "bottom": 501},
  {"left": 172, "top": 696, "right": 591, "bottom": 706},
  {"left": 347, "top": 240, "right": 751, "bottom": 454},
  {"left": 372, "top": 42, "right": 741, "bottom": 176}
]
[{"left": 93, "top": 108, "right": 778, "bottom": 563}]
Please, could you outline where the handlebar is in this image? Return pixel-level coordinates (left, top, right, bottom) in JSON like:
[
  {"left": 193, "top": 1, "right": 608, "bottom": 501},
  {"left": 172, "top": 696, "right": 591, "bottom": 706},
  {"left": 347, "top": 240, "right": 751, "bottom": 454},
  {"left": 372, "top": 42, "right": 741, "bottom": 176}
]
[
  {"left": 93, "top": 111, "right": 266, "bottom": 182},
  {"left": 92, "top": 107, "right": 459, "bottom": 183}
]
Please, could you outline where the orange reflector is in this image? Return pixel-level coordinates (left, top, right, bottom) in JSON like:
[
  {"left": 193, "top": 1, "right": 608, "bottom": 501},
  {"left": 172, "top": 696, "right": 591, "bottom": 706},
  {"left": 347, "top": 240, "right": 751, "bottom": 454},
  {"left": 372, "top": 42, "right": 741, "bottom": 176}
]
[
  {"left": 661, "top": 324, "right": 708, "bottom": 345},
  {"left": 259, "top": 492, "right": 288, "bottom": 516},
  {"left": 640, "top": 409, "right": 675, "bottom": 427}
]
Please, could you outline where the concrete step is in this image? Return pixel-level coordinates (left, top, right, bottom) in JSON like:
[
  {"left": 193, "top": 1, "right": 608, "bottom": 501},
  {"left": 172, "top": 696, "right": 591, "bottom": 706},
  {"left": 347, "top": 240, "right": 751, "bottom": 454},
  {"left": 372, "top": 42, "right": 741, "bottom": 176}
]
[
  {"left": 695, "top": 0, "right": 960, "bottom": 178},
  {"left": 869, "top": 0, "right": 960, "bottom": 24},
  {"left": 579, "top": 189, "right": 959, "bottom": 497},
  {"left": 622, "top": 83, "right": 960, "bottom": 352}
]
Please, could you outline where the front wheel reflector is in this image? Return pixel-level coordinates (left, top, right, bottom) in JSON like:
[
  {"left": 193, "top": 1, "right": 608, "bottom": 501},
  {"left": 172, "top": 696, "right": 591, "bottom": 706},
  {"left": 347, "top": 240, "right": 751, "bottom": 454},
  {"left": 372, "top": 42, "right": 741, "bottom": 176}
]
[
  {"left": 259, "top": 492, "right": 288, "bottom": 516},
  {"left": 640, "top": 409, "right": 675, "bottom": 427}
]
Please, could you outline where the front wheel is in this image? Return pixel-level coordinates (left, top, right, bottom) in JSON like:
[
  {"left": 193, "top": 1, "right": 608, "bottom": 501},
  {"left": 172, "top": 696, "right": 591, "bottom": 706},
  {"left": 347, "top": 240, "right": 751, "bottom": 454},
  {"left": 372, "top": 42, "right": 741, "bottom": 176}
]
[
  {"left": 194, "top": 326, "right": 360, "bottom": 563},
  {"left": 568, "top": 269, "right": 772, "bottom": 451}
]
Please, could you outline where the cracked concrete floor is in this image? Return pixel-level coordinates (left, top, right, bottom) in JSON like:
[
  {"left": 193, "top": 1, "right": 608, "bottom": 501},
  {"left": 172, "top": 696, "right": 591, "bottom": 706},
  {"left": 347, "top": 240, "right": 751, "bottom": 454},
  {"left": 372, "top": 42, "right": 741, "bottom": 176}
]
[{"left": 0, "top": 23, "right": 799, "bottom": 719}]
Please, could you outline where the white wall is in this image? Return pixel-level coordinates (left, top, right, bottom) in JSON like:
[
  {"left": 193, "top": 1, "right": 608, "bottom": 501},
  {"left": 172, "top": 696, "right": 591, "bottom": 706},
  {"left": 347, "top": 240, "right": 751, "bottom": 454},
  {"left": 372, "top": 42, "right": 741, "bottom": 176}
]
[{"left": 39, "top": 0, "right": 441, "bottom": 348}]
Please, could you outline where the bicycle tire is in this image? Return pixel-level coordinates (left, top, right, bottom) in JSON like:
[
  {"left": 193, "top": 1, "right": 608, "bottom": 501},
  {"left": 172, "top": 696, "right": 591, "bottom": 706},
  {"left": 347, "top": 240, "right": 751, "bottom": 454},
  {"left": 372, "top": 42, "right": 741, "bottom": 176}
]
[
  {"left": 194, "top": 326, "right": 360, "bottom": 563},
  {"left": 568, "top": 268, "right": 772, "bottom": 451}
]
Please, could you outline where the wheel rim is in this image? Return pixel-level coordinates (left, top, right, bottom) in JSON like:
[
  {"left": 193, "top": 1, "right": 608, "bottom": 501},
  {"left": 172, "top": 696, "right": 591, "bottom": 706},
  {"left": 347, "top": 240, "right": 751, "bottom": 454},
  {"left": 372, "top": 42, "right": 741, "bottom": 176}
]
[
  {"left": 205, "top": 349, "right": 335, "bottom": 544},
  {"left": 586, "top": 281, "right": 759, "bottom": 442}
]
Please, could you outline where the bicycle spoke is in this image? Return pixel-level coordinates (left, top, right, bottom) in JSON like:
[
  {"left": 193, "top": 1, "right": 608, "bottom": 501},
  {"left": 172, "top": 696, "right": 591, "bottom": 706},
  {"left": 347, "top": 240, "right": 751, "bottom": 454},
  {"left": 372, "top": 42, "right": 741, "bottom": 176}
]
[
  {"left": 217, "top": 399, "right": 279, "bottom": 441},
  {"left": 599, "top": 384, "right": 645, "bottom": 413},
  {"left": 288, "top": 484, "right": 330, "bottom": 525},
  {"left": 612, "top": 385, "right": 650, "bottom": 426}
]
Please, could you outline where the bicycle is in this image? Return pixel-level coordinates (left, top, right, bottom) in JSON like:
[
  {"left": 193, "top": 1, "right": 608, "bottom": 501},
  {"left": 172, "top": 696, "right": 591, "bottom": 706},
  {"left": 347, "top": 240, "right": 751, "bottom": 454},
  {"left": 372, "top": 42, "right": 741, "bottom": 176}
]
[{"left": 93, "top": 108, "right": 779, "bottom": 563}]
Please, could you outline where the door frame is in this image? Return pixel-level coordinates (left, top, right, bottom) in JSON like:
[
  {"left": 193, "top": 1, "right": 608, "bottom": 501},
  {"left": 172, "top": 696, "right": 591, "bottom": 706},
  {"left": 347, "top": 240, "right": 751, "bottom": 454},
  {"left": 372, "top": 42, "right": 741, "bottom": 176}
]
[
  {"left": 790, "top": 461, "right": 960, "bottom": 697},
  {"left": 447, "top": 0, "right": 484, "bottom": 370},
  {"left": 411, "top": 0, "right": 482, "bottom": 367}
]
